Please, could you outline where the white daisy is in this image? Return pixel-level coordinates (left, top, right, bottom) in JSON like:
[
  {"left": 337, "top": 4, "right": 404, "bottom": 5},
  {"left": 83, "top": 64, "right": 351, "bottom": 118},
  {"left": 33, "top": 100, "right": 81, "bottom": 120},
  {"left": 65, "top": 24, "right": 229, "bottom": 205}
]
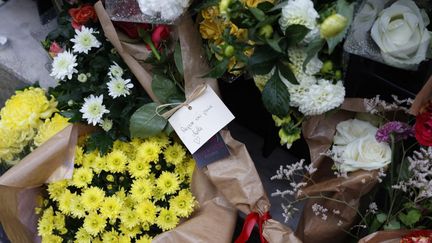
[
  {"left": 297, "top": 79, "right": 345, "bottom": 116},
  {"left": 107, "top": 77, "right": 134, "bottom": 98},
  {"left": 50, "top": 50, "right": 78, "bottom": 80},
  {"left": 100, "top": 119, "right": 113, "bottom": 132},
  {"left": 279, "top": 0, "right": 319, "bottom": 31},
  {"left": 108, "top": 62, "right": 124, "bottom": 79},
  {"left": 80, "top": 94, "right": 109, "bottom": 125},
  {"left": 71, "top": 27, "right": 101, "bottom": 54}
]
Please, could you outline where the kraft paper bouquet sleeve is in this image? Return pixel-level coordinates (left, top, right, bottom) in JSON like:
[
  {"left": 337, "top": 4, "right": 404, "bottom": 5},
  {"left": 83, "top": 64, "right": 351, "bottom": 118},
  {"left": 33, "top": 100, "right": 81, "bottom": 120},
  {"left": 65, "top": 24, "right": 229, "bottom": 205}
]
[
  {"left": 95, "top": 2, "right": 300, "bottom": 242},
  {"left": 358, "top": 229, "right": 411, "bottom": 243},
  {"left": 410, "top": 75, "right": 432, "bottom": 115},
  {"left": 296, "top": 99, "right": 381, "bottom": 243}
]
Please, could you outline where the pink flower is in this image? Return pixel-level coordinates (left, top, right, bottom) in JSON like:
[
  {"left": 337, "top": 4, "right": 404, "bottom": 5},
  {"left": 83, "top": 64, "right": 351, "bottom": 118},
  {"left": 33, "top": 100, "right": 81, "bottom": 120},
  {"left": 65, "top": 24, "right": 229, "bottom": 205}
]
[{"left": 49, "top": 42, "right": 63, "bottom": 58}]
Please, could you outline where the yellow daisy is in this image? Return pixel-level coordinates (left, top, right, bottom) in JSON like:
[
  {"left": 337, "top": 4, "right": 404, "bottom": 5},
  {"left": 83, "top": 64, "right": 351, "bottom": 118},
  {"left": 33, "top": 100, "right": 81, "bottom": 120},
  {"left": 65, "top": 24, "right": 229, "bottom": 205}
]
[
  {"left": 101, "top": 229, "right": 119, "bottom": 243},
  {"left": 74, "top": 146, "right": 84, "bottom": 165},
  {"left": 119, "top": 224, "right": 140, "bottom": 238},
  {"left": 74, "top": 227, "right": 92, "bottom": 243},
  {"left": 163, "top": 143, "right": 186, "bottom": 165},
  {"left": 92, "top": 156, "right": 105, "bottom": 174},
  {"left": 37, "top": 215, "right": 54, "bottom": 237},
  {"left": 81, "top": 187, "right": 105, "bottom": 211},
  {"left": 120, "top": 208, "right": 140, "bottom": 229},
  {"left": 156, "top": 172, "right": 180, "bottom": 195},
  {"left": 47, "top": 179, "right": 68, "bottom": 201},
  {"left": 70, "top": 195, "right": 86, "bottom": 218},
  {"left": 136, "top": 235, "right": 152, "bottom": 243},
  {"left": 57, "top": 190, "right": 75, "bottom": 215},
  {"left": 130, "top": 178, "right": 154, "bottom": 202},
  {"left": 128, "top": 158, "right": 151, "bottom": 178},
  {"left": 169, "top": 189, "right": 196, "bottom": 217},
  {"left": 83, "top": 212, "right": 106, "bottom": 236},
  {"left": 82, "top": 151, "right": 98, "bottom": 169},
  {"left": 136, "top": 141, "right": 161, "bottom": 163},
  {"left": 100, "top": 196, "right": 123, "bottom": 219},
  {"left": 53, "top": 213, "right": 66, "bottom": 230},
  {"left": 135, "top": 199, "right": 157, "bottom": 223},
  {"left": 156, "top": 208, "right": 179, "bottom": 231},
  {"left": 41, "top": 234, "right": 62, "bottom": 243},
  {"left": 106, "top": 149, "right": 128, "bottom": 173},
  {"left": 71, "top": 167, "right": 93, "bottom": 188},
  {"left": 147, "top": 134, "right": 170, "bottom": 148}
]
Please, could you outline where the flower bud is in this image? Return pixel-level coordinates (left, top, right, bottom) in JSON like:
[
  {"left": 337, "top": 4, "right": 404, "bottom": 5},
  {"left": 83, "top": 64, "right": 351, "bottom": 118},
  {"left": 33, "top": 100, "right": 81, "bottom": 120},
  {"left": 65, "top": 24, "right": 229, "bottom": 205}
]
[
  {"left": 224, "top": 45, "right": 235, "bottom": 57},
  {"left": 219, "top": 0, "right": 231, "bottom": 14},
  {"left": 67, "top": 100, "right": 74, "bottom": 106},
  {"left": 77, "top": 73, "right": 87, "bottom": 83},
  {"left": 320, "top": 14, "right": 348, "bottom": 39},
  {"left": 258, "top": 25, "right": 273, "bottom": 39},
  {"left": 320, "top": 60, "right": 334, "bottom": 74},
  {"left": 106, "top": 174, "right": 115, "bottom": 182},
  {"left": 335, "top": 70, "right": 342, "bottom": 80}
]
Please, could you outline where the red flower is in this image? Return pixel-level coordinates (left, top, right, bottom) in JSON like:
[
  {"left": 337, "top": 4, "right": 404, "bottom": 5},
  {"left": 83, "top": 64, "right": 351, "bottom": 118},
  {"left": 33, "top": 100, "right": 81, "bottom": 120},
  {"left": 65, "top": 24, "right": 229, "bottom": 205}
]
[
  {"left": 48, "top": 42, "right": 63, "bottom": 58},
  {"left": 68, "top": 4, "right": 98, "bottom": 29},
  {"left": 114, "top": 22, "right": 150, "bottom": 39},
  {"left": 415, "top": 102, "right": 432, "bottom": 146},
  {"left": 151, "top": 25, "right": 170, "bottom": 48},
  {"left": 401, "top": 230, "right": 432, "bottom": 243}
]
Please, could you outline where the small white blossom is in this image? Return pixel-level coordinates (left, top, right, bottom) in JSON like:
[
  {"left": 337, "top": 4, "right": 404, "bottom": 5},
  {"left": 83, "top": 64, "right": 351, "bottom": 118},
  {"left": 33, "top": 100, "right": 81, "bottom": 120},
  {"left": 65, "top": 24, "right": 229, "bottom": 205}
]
[
  {"left": 71, "top": 27, "right": 101, "bottom": 54},
  {"left": 77, "top": 73, "right": 87, "bottom": 83},
  {"left": 100, "top": 119, "right": 113, "bottom": 132},
  {"left": 137, "top": 0, "right": 189, "bottom": 21},
  {"left": 337, "top": 220, "right": 343, "bottom": 226},
  {"left": 279, "top": 0, "right": 319, "bottom": 30},
  {"left": 108, "top": 62, "right": 124, "bottom": 79},
  {"left": 50, "top": 50, "right": 78, "bottom": 80},
  {"left": 332, "top": 209, "right": 340, "bottom": 215},
  {"left": 107, "top": 77, "right": 134, "bottom": 98},
  {"left": 80, "top": 94, "right": 109, "bottom": 125},
  {"left": 368, "top": 202, "right": 378, "bottom": 214}
]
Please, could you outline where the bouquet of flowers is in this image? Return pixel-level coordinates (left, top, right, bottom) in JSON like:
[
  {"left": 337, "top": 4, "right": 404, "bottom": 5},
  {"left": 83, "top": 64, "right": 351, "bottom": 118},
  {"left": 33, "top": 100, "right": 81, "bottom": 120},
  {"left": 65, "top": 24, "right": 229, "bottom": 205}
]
[
  {"left": 37, "top": 135, "right": 197, "bottom": 242},
  {"left": 196, "top": 0, "right": 356, "bottom": 148}
]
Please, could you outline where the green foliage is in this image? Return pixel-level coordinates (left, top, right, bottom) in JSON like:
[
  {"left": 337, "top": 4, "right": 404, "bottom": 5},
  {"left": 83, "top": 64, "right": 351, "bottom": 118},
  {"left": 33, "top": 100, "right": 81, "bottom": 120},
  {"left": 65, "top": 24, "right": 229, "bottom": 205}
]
[
  {"left": 129, "top": 103, "right": 168, "bottom": 139},
  {"left": 326, "top": 0, "right": 355, "bottom": 53},
  {"left": 262, "top": 71, "right": 291, "bottom": 117}
]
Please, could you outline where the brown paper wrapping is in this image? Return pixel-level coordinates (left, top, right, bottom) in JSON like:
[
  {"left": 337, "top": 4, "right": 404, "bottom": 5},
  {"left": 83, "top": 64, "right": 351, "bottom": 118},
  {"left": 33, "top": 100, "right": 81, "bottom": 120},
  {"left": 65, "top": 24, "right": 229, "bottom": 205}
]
[
  {"left": 295, "top": 98, "right": 380, "bottom": 243},
  {"left": 95, "top": 2, "right": 300, "bottom": 242},
  {"left": 410, "top": 75, "right": 432, "bottom": 115},
  {"left": 358, "top": 229, "right": 411, "bottom": 243}
]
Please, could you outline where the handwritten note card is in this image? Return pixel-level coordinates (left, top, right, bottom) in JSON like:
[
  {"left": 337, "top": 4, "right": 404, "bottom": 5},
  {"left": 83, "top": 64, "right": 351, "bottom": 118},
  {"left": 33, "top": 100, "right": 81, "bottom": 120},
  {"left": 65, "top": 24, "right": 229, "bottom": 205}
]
[{"left": 168, "top": 85, "right": 235, "bottom": 154}]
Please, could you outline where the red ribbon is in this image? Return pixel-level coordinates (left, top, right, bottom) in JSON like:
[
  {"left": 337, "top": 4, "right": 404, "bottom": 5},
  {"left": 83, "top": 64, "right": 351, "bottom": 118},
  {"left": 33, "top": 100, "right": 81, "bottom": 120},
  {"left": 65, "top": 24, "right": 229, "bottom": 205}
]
[{"left": 235, "top": 212, "right": 271, "bottom": 243}]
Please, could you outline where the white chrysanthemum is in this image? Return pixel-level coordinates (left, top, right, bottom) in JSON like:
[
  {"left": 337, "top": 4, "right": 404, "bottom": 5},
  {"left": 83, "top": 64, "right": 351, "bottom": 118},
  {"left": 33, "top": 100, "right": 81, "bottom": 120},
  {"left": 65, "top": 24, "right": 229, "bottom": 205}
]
[
  {"left": 71, "top": 27, "right": 101, "bottom": 54},
  {"left": 100, "top": 119, "right": 113, "bottom": 132},
  {"left": 108, "top": 62, "right": 124, "bottom": 79},
  {"left": 80, "top": 94, "right": 109, "bottom": 125},
  {"left": 137, "top": 0, "right": 189, "bottom": 21},
  {"left": 288, "top": 84, "right": 309, "bottom": 107},
  {"left": 107, "top": 77, "right": 134, "bottom": 98},
  {"left": 50, "top": 50, "right": 78, "bottom": 80},
  {"left": 288, "top": 47, "right": 322, "bottom": 77},
  {"left": 297, "top": 79, "right": 345, "bottom": 116},
  {"left": 279, "top": 0, "right": 319, "bottom": 30}
]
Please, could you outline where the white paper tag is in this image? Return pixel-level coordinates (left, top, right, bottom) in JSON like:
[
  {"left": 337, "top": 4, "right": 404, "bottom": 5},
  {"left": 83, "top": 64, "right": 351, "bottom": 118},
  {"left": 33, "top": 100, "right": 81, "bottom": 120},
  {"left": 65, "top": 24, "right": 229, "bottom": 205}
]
[{"left": 168, "top": 85, "right": 235, "bottom": 154}]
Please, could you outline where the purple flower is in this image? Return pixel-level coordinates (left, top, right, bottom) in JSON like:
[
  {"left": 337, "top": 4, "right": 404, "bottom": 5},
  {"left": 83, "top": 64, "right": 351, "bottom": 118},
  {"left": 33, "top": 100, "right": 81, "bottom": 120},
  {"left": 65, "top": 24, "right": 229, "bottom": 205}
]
[{"left": 376, "top": 121, "right": 414, "bottom": 143}]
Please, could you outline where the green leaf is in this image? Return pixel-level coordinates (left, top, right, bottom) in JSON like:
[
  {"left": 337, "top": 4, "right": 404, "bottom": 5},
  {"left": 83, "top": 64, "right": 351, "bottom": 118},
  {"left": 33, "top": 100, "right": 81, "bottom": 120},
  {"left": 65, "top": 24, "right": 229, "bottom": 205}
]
[
  {"left": 384, "top": 219, "right": 401, "bottom": 230},
  {"left": 249, "top": 62, "right": 275, "bottom": 75},
  {"left": 130, "top": 103, "right": 167, "bottom": 139},
  {"left": 398, "top": 209, "right": 422, "bottom": 226},
  {"left": 303, "top": 37, "right": 325, "bottom": 71},
  {"left": 262, "top": 71, "right": 290, "bottom": 117},
  {"left": 270, "top": 1, "right": 288, "bottom": 11},
  {"left": 376, "top": 213, "right": 387, "bottom": 223},
  {"left": 152, "top": 74, "right": 183, "bottom": 103},
  {"left": 256, "top": 14, "right": 280, "bottom": 29},
  {"left": 163, "top": 123, "right": 174, "bottom": 136},
  {"left": 285, "top": 25, "right": 310, "bottom": 46},
  {"left": 257, "top": 2, "right": 274, "bottom": 12},
  {"left": 205, "top": 58, "right": 230, "bottom": 78},
  {"left": 326, "top": 0, "right": 355, "bottom": 53},
  {"left": 278, "top": 62, "right": 298, "bottom": 84},
  {"left": 174, "top": 42, "right": 184, "bottom": 76},
  {"left": 249, "top": 8, "right": 266, "bottom": 21},
  {"left": 249, "top": 45, "right": 280, "bottom": 67},
  {"left": 85, "top": 132, "right": 114, "bottom": 155},
  {"left": 266, "top": 37, "right": 283, "bottom": 53}
]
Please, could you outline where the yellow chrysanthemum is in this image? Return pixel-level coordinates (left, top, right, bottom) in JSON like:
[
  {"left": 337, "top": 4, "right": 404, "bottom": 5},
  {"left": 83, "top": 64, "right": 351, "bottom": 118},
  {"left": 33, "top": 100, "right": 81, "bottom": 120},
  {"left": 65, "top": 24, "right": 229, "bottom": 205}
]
[
  {"left": 71, "top": 167, "right": 93, "bottom": 188},
  {"left": 136, "top": 141, "right": 161, "bottom": 163},
  {"left": 74, "top": 227, "right": 92, "bottom": 243},
  {"left": 70, "top": 195, "right": 86, "bottom": 218},
  {"left": 184, "top": 158, "right": 196, "bottom": 178},
  {"left": 130, "top": 178, "right": 154, "bottom": 202},
  {"left": 169, "top": 189, "right": 196, "bottom": 217},
  {"left": 100, "top": 196, "right": 123, "bottom": 219},
  {"left": 57, "top": 190, "right": 75, "bottom": 215},
  {"left": 128, "top": 158, "right": 151, "bottom": 178},
  {"left": 163, "top": 143, "right": 186, "bottom": 165},
  {"left": 34, "top": 113, "right": 69, "bottom": 146},
  {"left": 147, "top": 134, "right": 170, "bottom": 148},
  {"left": 240, "top": 0, "right": 272, "bottom": 7},
  {"left": 119, "top": 224, "right": 140, "bottom": 238},
  {"left": 92, "top": 156, "right": 106, "bottom": 174},
  {"left": 41, "top": 234, "right": 62, "bottom": 243},
  {"left": 199, "top": 18, "right": 224, "bottom": 42},
  {"left": 120, "top": 208, "right": 140, "bottom": 229},
  {"left": 130, "top": 138, "right": 143, "bottom": 150},
  {"left": 74, "top": 146, "right": 84, "bottom": 165},
  {"left": 113, "top": 140, "right": 133, "bottom": 155},
  {"left": 136, "top": 235, "right": 153, "bottom": 243},
  {"left": 106, "top": 149, "right": 128, "bottom": 173},
  {"left": 101, "top": 229, "right": 119, "bottom": 243},
  {"left": 82, "top": 151, "right": 99, "bottom": 169},
  {"left": 37, "top": 215, "right": 54, "bottom": 237},
  {"left": 53, "top": 213, "right": 66, "bottom": 230},
  {"left": 47, "top": 179, "right": 68, "bottom": 201},
  {"left": 135, "top": 199, "right": 157, "bottom": 223},
  {"left": 156, "top": 208, "right": 179, "bottom": 231},
  {"left": 83, "top": 212, "right": 107, "bottom": 236},
  {"left": 81, "top": 187, "right": 105, "bottom": 211},
  {"left": 119, "top": 235, "right": 132, "bottom": 243},
  {"left": 156, "top": 171, "right": 180, "bottom": 195},
  {"left": 0, "top": 123, "right": 32, "bottom": 163}
]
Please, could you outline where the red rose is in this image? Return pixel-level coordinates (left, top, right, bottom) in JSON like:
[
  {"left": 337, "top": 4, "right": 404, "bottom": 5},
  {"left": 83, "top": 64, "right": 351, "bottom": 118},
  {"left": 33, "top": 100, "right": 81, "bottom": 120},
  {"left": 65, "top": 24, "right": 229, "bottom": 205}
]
[
  {"left": 401, "top": 230, "right": 432, "bottom": 243},
  {"left": 49, "top": 41, "right": 63, "bottom": 58},
  {"left": 151, "top": 25, "right": 170, "bottom": 48},
  {"left": 114, "top": 22, "right": 150, "bottom": 39},
  {"left": 415, "top": 102, "right": 432, "bottom": 146},
  {"left": 68, "top": 4, "right": 98, "bottom": 29}
]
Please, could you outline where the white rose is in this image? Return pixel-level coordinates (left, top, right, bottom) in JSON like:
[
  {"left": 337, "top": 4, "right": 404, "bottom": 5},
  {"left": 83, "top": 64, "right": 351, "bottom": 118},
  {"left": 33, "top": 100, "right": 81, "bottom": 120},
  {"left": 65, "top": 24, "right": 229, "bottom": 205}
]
[
  {"left": 337, "top": 134, "right": 391, "bottom": 172},
  {"left": 333, "top": 119, "right": 378, "bottom": 145},
  {"left": 371, "top": 0, "right": 431, "bottom": 69}
]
